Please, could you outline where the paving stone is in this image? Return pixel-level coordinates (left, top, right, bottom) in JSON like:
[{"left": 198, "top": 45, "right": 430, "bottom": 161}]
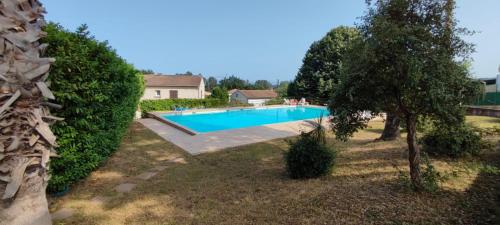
[
  {"left": 169, "top": 157, "right": 187, "bottom": 164},
  {"left": 136, "top": 171, "right": 157, "bottom": 180},
  {"left": 115, "top": 183, "right": 136, "bottom": 193},
  {"left": 153, "top": 165, "right": 168, "bottom": 171},
  {"left": 139, "top": 118, "right": 315, "bottom": 155},
  {"left": 51, "top": 208, "right": 75, "bottom": 221},
  {"left": 91, "top": 196, "right": 110, "bottom": 204}
]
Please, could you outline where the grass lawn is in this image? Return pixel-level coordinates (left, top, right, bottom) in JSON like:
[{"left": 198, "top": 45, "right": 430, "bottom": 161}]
[{"left": 50, "top": 116, "right": 500, "bottom": 225}]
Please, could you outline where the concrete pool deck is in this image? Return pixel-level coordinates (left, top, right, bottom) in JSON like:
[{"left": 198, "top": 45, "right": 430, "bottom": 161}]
[{"left": 138, "top": 118, "right": 327, "bottom": 155}]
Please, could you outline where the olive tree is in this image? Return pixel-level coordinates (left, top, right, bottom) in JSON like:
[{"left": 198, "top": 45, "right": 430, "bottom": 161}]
[{"left": 329, "top": 0, "right": 478, "bottom": 190}]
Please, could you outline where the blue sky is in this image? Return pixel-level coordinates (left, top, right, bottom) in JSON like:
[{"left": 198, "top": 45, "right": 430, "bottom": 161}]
[{"left": 43, "top": 0, "right": 499, "bottom": 82}]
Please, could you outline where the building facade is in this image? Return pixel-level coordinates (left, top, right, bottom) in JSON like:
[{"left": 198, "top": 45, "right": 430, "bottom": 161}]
[
  {"left": 230, "top": 90, "right": 278, "bottom": 106},
  {"left": 142, "top": 74, "right": 205, "bottom": 100}
]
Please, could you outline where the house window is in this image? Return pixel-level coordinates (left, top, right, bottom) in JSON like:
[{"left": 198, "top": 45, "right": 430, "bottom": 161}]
[
  {"left": 169, "top": 90, "right": 178, "bottom": 99},
  {"left": 155, "top": 90, "right": 161, "bottom": 98}
]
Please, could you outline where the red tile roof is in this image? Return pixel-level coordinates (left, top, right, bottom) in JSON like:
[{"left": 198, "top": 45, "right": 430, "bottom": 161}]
[
  {"left": 228, "top": 89, "right": 238, "bottom": 95},
  {"left": 237, "top": 90, "right": 277, "bottom": 99},
  {"left": 144, "top": 74, "right": 202, "bottom": 87}
]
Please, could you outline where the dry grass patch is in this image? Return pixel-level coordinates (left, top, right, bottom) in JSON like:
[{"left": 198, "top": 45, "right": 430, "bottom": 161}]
[{"left": 50, "top": 117, "right": 499, "bottom": 225}]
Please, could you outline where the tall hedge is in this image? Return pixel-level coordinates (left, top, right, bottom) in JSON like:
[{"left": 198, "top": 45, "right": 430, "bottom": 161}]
[{"left": 43, "top": 23, "right": 144, "bottom": 192}]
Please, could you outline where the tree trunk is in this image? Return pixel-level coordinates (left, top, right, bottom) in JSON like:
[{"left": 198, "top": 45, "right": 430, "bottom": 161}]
[
  {"left": 377, "top": 112, "right": 401, "bottom": 141},
  {"left": 1, "top": 189, "right": 51, "bottom": 225},
  {"left": 406, "top": 115, "right": 423, "bottom": 190},
  {"left": 0, "top": 1, "right": 57, "bottom": 224}
]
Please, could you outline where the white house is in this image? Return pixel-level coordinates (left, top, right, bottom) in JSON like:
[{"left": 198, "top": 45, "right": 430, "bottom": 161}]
[
  {"left": 141, "top": 74, "right": 205, "bottom": 100},
  {"left": 230, "top": 89, "right": 278, "bottom": 106},
  {"left": 478, "top": 74, "right": 500, "bottom": 93}
]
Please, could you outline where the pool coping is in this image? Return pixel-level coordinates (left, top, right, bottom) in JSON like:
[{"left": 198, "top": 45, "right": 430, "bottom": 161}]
[
  {"left": 138, "top": 116, "right": 330, "bottom": 155},
  {"left": 146, "top": 105, "right": 327, "bottom": 136}
]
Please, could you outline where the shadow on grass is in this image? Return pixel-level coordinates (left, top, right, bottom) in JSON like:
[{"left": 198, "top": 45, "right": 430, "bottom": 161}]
[{"left": 51, "top": 122, "right": 500, "bottom": 225}]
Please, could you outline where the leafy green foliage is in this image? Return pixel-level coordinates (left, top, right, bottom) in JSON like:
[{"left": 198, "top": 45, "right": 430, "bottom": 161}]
[
  {"left": 210, "top": 86, "right": 229, "bottom": 101},
  {"left": 219, "top": 75, "right": 248, "bottom": 90},
  {"left": 328, "top": 0, "right": 481, "bottom": 190},
  {"left": 140, "top": 98, "right": 228, "bottom": 113},
  {"left": 44, "top": 23, "right": 144, "bottom": 192},
  {"left": 330, "top": 0, "right": 478, "bottom": 140},
  {"left": 288, "top": 26, "right": 359, "bottom": 103},
  {"left": 139, "top": 69, "right": 155, "bottom": 74},
  {"left": 253, "top": 80, "right": 273, "bottom": 90},
  {"left": 275, "top": 81, "right": 289, "bottom": 97},
  {"left": 398, "top": 155, "right": 444, "bottom": 192},
  {"left": 399, "top": 116, "right": 436, "bottom": 133},
  {"left": 421, "top": 124, "right": 483, "bottom": 157},
  {"left": 264, "top": 98, "right": 284, "bottom": 105},
  {"left": 285, "top": 116, "right": 335, "bottom": 179},
  {"left": 206, "top": 76, "right": 218, "bottom": 91},
  {"left": 285, "top": 135, "right": 335, "bottom": 179}
]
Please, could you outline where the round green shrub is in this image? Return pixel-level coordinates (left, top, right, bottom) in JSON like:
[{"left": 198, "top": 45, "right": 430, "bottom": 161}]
[
  {"left": 421, "top": 124, "right": 483, "bottom": 158},
  {"left": 210, "top": 86, "right": 229, "bottom": 101},
  {"left": 285, "top": 134, "right": 336, "bottom": 179}
]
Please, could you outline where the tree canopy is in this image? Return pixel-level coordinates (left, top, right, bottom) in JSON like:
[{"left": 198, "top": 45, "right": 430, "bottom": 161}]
[
  {"left": 276, "top": 81, "right": 290, "bottom": 97},
  {"left": 288, "top": 26, "right": 360, "bottom": 102},
  {"left": 329, "top": 0, "right": 479, "bottom": 189},
  {"left": 206, "top": 76, "right": 218, "bottom": 91},
  {"left": 219, "top": 75, "right": 251, "bottom": 90},
  {"left": 210, "top": 86, "right": 229, "bottom": 101},
  {"left": 254, "top": 80, "right": 273, "bottom": 90}
]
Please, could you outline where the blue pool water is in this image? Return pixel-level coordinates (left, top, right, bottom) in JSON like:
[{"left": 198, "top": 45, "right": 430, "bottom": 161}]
[{"left": 162, "top": 106, "right": 329, "bottom": 133}]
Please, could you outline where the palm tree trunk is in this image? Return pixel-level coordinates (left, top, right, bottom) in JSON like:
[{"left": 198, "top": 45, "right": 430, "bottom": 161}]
[{"left": 0, "top": 1, "right": 58, "bottom": 224}]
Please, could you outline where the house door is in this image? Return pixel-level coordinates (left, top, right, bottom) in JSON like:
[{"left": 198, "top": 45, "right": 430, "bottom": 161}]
[{"left": 169, "top": 90, "right": 178, "bottom": 99}]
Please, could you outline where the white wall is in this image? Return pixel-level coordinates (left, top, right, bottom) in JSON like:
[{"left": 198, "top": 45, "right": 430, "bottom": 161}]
[
  {"left": 199, "top": 78, "right": 205, "bottom": 99},
  {"left": 142, "top": 86, "right": 204, "bottom": 100},
  {"left": 248, "top": 99, "right": 268, "bottom": 106},
  {"left": 485, "top": 84, "right": 497, "bottom": 93},
  {"left": 230, "top": 91, "right": 248, "bottom": 103},
  {"left": 230, "top": 91, "right": 272, "bottom": 106},
  {"left": 142, "top": 77, "right": 205, "bottom": 100}
]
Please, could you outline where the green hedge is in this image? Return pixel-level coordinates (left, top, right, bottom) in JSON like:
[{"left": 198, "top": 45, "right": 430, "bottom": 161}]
[
  {"left": 265, "top": 98, "right": 284, "bottom": 105},
  {"left": 140, "top": 98, "right": 228, "bottom": 113},
  {"left": 44, "top": 23, "right": 144, "bottom": 192}
]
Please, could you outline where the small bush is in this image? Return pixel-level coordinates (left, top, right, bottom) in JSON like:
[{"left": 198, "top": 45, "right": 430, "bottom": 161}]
[
  {"left": 285, "top": 134, "right": 335, "bottom": 179},
  {"left": 419, "top": 156, "right": 443, "bottom": 192},
  {"left": 397, "top": 155, "right": 444, "bottom": 193},
  {"left": 285, "top": 116, "right": 335, "bottom": 179},
  {"left": 421, "top": 123, "right": 483, "bottom": 157}
]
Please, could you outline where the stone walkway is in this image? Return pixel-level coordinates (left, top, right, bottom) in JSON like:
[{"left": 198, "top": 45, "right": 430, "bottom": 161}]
[
  {"left": 51, "top": 155, "right": 186, "bottom": 222},
  {"left": 139, "top": 118, "right": 323, "bottom": 155}
]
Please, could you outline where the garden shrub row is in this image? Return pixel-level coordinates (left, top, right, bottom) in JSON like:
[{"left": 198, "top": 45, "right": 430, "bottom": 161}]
[
  {"left": 265, "top": 98, "right": 285, "bottom": 105},
  {"left": 140, "top": 98, "right": 228, "bottom": 113},
  {"left": 44, "top": 23, "right": 144, "bottom": 192}
]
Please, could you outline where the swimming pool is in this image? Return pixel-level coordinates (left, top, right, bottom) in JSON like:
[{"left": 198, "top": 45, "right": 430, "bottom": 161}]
[{"left": 161, "top": 106, "right": 329, "bottom": 133}]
